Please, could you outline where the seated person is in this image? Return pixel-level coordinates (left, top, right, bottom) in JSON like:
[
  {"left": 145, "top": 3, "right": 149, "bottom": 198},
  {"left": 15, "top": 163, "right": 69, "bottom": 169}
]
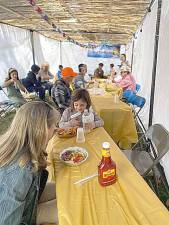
[
  {"left": 37, "top": 62, "right": 54, "bottom": 97},
  {"left": 120, "top": 54, "right": 131, "bottom": 67},
  {"left": 84, "top": 64, "right": 92, "bottom": 82},
  {"left": 94, "top": 63, "right": 105, "bottom": 79},
  {"left": 22, "top": 64, "right": 45, "bottom": 100},
  {"left": 52, "top": 67, "right": 77, "bottom": 113},
  {"left": 113, "top": 65, "right": 136, "bottom": 92},
  {"left": 0, "top": 101, "right": 60, "bottom": 225},
  {"left": 110, "top": 63, "right": 116, "bottom": 80},
  {"left": 74, "top": 64, "right": 87, "bottom": 89},
  {"left": 56, "top": 65, "right": 63, "bottom": 80},
  {"left": 3, "top": 68, "right": 27, "bottom": 106},
  {"left": 59, "top": 88, "right": 104, "bottom": 129}
]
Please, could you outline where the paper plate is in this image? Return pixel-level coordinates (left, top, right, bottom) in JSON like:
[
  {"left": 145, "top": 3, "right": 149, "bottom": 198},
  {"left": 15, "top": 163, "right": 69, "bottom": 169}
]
[{"left": 59, "top": 147, "right": 88, "bottom": 166}]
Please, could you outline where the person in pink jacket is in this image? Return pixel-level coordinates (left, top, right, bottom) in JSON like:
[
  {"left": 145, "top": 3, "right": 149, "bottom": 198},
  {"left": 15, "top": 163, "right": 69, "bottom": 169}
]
[{"left": 114, "top": 65, "right": 136, "bottom": 92}]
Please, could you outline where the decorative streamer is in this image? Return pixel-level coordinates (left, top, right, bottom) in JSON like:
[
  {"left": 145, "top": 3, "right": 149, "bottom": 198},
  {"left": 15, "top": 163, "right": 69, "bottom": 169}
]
[{"left": 27, "top": 0, "right": 97, "bottom": 48}]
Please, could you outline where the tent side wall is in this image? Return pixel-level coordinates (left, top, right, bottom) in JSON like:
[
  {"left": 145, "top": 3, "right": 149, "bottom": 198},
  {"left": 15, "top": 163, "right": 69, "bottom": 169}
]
[{"left": 130, "top": 1, "right": 158, "bottom": 128}]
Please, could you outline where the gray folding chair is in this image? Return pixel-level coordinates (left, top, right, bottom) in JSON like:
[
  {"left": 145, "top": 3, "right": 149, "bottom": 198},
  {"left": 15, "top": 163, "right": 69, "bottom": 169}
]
[{"left": 124, "top": 124, "right": 169, "bottom": 197}]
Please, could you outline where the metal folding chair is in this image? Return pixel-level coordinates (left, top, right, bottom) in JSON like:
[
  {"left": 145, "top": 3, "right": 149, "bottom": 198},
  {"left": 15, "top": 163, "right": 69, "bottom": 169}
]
[
  {"left": 124, "top": 124, "right": 169, "bottom": 197},
  {"left": 135, "top": 83, "right": 141, "bottom": 93}
]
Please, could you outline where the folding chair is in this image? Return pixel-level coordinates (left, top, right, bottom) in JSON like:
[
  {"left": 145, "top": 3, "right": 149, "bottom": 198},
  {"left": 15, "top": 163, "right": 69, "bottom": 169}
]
[
  {"left": 129, "top": 94, "right": 146, "bottom": 117},
  {"left": 135, "top": 83, "right": 141, "bottom": 93},
  {"left": 124, "top": 124, "right": 169, "bottom": 197}
]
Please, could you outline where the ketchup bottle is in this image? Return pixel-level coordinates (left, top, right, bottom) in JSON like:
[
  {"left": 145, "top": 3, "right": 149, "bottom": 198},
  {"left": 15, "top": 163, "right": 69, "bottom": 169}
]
[{"left": 98, "top": 142, "right": 117, "bottom": 186}]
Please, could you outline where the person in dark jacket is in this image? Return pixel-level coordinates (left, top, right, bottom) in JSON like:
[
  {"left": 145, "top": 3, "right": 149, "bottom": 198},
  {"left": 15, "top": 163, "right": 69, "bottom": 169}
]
[{"left": 22, "top": 64, "right": 45, "bottom": 100}]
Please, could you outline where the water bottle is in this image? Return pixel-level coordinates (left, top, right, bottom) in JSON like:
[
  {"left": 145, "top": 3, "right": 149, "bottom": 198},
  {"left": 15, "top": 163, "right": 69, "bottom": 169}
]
[{"left": 82, "top": 107, "right": 94, "bottom": 133}]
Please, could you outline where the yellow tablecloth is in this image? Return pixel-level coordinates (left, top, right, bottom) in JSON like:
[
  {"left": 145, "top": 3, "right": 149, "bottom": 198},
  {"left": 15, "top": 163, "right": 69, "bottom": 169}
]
[
  {"left": 90, "top": 93, "right": 138, "bottom": 149},
  {"left": 47, "top": 128, "right": 169, "bottom": 225}
]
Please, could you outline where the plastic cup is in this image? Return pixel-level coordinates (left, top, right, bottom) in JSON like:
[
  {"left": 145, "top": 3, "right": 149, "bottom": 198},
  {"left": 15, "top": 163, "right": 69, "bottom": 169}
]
[{"left": 76, "top": 128, "right": 85, "bottom": 143}]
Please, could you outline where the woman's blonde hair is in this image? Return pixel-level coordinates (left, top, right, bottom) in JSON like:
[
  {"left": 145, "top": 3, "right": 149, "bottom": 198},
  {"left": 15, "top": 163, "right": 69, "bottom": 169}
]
[{"left": 0, "top": 101, "right": 60, "bottom": 170}]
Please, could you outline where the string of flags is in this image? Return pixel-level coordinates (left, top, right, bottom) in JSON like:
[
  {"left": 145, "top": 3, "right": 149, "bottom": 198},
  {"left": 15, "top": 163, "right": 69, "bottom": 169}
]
[{"left": 27, "top": 0, "right": 97, "bottom": 49}]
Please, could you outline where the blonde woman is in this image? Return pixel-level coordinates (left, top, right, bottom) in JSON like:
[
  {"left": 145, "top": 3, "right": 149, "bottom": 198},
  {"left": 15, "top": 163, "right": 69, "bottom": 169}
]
[{"left": 0, "top": 101, "right": 60, "bottom": 225}]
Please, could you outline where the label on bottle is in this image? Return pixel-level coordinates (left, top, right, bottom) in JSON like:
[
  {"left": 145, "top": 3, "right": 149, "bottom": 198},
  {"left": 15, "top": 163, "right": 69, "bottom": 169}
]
[
  {"left": 101, "top": 149, "right": 111, "bottom": 157},
  {"left": 103, "top": 169, "right": 115, "bottom": 178}
]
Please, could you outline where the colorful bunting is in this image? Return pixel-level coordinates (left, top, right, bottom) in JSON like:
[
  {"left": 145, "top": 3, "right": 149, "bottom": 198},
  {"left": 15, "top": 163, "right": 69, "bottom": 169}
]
[{"left": 27, "top": 0, "right": 97, "bottom": 49}]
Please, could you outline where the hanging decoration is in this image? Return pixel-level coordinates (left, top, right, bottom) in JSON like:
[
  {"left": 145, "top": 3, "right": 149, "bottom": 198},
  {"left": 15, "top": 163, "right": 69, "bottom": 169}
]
[{"left": 27, "top": 0, "right": 97, "bottom": 48}]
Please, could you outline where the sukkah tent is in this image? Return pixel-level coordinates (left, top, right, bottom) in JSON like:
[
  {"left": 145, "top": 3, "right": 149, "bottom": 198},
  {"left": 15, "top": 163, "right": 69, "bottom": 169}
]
[{"left": 0, "top": 0, "right": 169, "bottom": 184}]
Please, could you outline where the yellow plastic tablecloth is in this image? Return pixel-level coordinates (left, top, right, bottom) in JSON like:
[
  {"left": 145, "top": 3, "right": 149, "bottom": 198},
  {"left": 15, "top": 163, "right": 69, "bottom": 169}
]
[
  {"left": 90, "top": 93, "right": 138, "bottom": 149},
  {"left": 47, "top": 128, "right": 169, "bottom": 225}
]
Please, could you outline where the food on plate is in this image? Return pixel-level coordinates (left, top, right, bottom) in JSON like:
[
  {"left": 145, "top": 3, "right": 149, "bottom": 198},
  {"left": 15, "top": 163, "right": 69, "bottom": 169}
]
[
  {"left": 60, "top": 147, "right": 88, "bottom": 165},
  {"left": 57, "top": 127, "right": 77, "bottom": 138}
]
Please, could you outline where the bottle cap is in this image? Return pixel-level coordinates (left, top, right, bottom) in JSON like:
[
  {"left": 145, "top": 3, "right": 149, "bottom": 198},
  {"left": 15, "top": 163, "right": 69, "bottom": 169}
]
[{"left": 102, "top": 142, "right": 110, "bottom": 149}]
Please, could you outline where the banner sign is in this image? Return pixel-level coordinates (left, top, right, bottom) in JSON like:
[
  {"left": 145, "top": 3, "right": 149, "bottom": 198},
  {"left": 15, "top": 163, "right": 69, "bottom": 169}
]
[{"left": 87, "top": 44, "right": 120, "bottom": 58}]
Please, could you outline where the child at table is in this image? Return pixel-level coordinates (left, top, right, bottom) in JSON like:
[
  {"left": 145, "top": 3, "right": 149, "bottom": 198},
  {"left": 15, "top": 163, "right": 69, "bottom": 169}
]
[{"left": 59, "top": 88, "right": 104, "bottom": 129}]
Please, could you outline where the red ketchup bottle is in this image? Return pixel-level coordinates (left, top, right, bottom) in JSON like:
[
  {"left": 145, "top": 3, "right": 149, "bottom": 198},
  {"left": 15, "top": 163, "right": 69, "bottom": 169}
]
[{"left": 98, "top": 142, "right": 117, "bottom": 186}]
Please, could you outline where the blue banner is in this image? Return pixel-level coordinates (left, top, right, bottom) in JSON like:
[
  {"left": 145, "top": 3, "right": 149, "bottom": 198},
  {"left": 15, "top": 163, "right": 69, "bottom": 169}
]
[{"left": 87, "top": 44, "right": 120, "bottom": 58}]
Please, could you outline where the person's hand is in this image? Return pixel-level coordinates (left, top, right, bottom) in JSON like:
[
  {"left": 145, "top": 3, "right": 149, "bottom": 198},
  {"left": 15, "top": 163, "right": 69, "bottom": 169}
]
[
  {"left": 11, "top": 77, "right": 17, "bottom": 82},
  {"left": 85, "top": 122, "right": 95, "bottom": 130},
  {"left": 25, "top": 89, "right": 29, "bottom": 94},
  {"left": 70, "top": 118, "right": 81, "bottom": 127}
]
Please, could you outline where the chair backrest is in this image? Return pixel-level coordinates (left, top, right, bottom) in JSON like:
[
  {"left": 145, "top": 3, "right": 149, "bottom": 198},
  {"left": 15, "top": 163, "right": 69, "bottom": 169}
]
[
  {"left": 145, "top": 124, "right": 169, "bottom": 162},
  {"left": 136, "top": 84, "right": 141, "bottom": 93}
]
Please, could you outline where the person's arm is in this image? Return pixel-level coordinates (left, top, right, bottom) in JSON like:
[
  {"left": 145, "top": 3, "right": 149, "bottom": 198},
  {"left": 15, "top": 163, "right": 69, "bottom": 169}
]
[
  {"left": 15, "top": 80, "right": 28, "bottom": 92},
  {"left": 48, "top": 71, "right": 54, "bottom": 79},
  {"left": 0, "top": 164, "right": 33, "bottom": 225},
  {"left": 52, "top": 85, "right": 69, "bottom": 110},
  {"left": 93, "top": 112, "right": 104, "bottom": 128},
  {"left": 59, "top": 108, "right": 80, "bottom": 128},
  {"left": 3, "top": 79, "right": 14, "bottom": 87},
  {"left": 116, "top": 76, "right": 133, "bottom": 89}
]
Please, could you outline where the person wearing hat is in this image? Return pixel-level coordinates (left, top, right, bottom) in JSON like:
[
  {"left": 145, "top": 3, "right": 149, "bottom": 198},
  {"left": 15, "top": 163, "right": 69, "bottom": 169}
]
[
  {"left": 22, "top": 64, "right": 45, "bottom": 100},
  {"left": 113, "top": 65, "right": 136, "bottom": 92},
  {"left": 51, "top": 67, "right": 77, "bottom": 113},
  {"left": 3, "top": 68, "right": 27, "bottom": 106}
]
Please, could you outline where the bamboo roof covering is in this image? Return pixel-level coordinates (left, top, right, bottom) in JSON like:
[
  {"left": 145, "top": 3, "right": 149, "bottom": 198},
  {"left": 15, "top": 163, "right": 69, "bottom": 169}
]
[{"left": 0, "top": 0, "right": 150, "bottom": 45}]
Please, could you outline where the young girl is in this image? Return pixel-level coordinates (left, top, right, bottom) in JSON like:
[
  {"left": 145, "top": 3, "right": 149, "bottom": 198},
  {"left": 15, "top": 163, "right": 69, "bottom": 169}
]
[
  {"left": 3, "top": 68, "right": 27, "bottom": 106},
  {"left": 0, "top": 101, "right": 60, "bottom": 225},
  {"left": 59, "top": 88, "right": 104, "bottom": 129}
]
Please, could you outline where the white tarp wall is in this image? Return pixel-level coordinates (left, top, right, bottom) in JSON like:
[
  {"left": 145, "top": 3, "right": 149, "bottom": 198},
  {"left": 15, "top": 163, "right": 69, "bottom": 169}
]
[
  {"left": 152, "top": 0, "right": 169, "bottom": 185},
  {"left": 33, "top": 32, "right": 60, "bottom": 75},
  {"left": 131, "top": 1, "right": 158, "bottom": 128},
  {"left": 61, "top": 42, "right": 121, "bottom": 75},
  {"left": 0, "top": 24, "right": 33, "bottom": 101}
]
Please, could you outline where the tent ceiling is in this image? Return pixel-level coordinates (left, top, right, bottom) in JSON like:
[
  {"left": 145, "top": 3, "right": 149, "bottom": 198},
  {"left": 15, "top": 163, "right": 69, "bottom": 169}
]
[{"left": 0, "top": 0, "right": 150, "bottom": 44}]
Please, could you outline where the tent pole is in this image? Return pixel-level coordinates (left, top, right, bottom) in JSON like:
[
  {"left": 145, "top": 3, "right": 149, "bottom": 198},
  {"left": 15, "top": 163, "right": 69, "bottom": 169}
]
[
  {"left": 30, "top": 30, "right": 35, "bottom": 64},
  {"left": 148, "top": 0, "right": 162, "bottom": 127},
  {"left": 131, "top": 39, "right": 135, "bottom": 73}
]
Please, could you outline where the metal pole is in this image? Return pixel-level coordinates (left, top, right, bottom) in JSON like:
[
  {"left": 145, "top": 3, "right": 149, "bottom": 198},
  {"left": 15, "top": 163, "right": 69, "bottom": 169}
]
[
  {"left": 131, "top": 39, "right": 135, "bottom": 73},
  {"left": 60, "top": 41, "right": 62, "bottom": 65},
  {"left": 30, "top": 30, "right": 35, "bottom": 64},
  {"left": 148, "top": 0, "right": 162, "bottom": 126}
]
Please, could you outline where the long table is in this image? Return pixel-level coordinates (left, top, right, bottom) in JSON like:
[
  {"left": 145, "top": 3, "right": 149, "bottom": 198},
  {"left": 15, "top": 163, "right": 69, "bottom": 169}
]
[
  {"left": 90, "top": 92, "right": 138, "bottom": 149},
  {"left": 47, "top": 127, "right": 169, "bottom": 225}
]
